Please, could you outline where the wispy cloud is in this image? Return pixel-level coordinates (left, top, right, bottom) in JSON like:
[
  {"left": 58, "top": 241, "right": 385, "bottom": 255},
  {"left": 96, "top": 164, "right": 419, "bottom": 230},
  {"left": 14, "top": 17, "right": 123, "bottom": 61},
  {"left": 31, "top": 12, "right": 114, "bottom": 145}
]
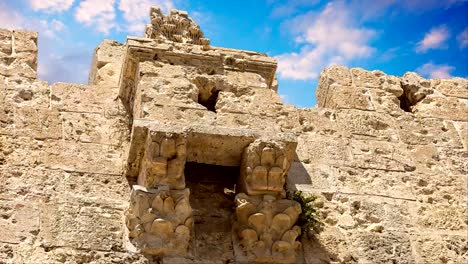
[
  {"left": 118, "top": 0, "right": 174, "bottom": 34},
  {"left": 75, "top": 0, "right": 116, "bottom": 34},
  {"left": 275, "top": 1, "right": 375, "bottom": 80},
  {"left": 349, "top": 0, "right": 468, "bottom": 19},
  {"left": 457, "top": 28, "right": 468, "bottom": 49},
  {"left": 29, "top": 0, "right": 74, "bottom": 13},
  {"left": 416, "top": 62, "right": 455, "bottom": 79},
  {"left": 415, "top": 25, "right": 450, "bottom": 53},
  {"left": 269, "top": 0, "right": 320, "bottom": 18}
]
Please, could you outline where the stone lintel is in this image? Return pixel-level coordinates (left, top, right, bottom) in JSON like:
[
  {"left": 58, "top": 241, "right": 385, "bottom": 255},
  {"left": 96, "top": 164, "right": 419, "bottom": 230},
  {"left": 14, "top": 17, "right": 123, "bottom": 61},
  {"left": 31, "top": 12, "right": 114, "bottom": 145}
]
[{"left": 125, "top": 119, "right": 297, "bottom": 179}]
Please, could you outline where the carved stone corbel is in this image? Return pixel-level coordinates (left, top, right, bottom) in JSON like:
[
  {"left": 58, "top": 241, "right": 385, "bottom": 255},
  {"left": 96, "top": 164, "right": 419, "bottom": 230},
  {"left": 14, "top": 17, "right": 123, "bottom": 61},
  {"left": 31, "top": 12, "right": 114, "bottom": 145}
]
[
  {"left": 137, "top": 131, "right": 187, "bottom": 190},
  {"left": 234, "top": 193, "right": 302, "bottom": 263},
  {"left": 237, "top": 140, "right": 293, "bottom": 197},
  {"left": 126, "top": 186, "right": 193, "bottom": 256}
]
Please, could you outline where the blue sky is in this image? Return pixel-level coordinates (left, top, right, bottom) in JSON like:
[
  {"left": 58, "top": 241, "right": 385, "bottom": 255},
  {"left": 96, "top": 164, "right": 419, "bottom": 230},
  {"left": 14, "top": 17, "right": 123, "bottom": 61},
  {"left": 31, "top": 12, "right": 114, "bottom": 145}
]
[{"left": 1, "top": 0, "right": 467, "bottom": 107}]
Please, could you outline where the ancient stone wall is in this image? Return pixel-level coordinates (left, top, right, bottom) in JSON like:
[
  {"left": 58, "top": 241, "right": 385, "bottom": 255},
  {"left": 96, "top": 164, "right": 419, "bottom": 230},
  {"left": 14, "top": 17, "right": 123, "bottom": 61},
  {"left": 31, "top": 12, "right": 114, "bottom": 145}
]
[{"left": 1, "top": 7, "right": 467, "bottom": 264}]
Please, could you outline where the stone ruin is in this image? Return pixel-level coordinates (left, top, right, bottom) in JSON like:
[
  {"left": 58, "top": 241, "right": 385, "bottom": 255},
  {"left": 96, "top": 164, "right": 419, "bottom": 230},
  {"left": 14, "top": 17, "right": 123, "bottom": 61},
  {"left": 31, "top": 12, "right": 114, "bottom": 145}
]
[{"left": 0, "top": 6, "right": 467, "bottom": 264}]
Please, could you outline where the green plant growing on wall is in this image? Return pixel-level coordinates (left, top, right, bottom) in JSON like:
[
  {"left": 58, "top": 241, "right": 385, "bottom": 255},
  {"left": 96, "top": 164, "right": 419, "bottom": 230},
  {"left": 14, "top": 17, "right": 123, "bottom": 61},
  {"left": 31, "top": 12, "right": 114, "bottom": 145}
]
[{"left": 289, "top": 190, "right": 323, "bottom": 234}]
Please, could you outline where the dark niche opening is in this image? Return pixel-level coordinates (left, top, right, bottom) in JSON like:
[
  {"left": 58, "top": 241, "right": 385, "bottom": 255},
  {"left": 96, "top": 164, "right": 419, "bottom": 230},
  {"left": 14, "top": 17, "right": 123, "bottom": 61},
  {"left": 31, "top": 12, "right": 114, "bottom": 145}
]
[
  {"left": 398, "top": 92, "right": 413, "bottom": 112},
  {"left": 198, "top": 90, "right": 219, "bottom": 113},
  {"left": 184, "top": 162, "right": 238, "bottom": 260}
]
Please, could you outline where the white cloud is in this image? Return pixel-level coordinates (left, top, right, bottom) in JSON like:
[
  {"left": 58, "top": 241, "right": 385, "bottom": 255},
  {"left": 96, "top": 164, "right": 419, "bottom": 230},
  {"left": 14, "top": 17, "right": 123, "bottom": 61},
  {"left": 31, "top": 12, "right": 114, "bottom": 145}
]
[
  {"left": 416, "top": 62, "right": 455, "bottom": 79},
  {"left": 119, "top": 0, "right": 174, "bottom": 34},
  {"left": 457, "top": 28, "right": 468, "bottom": 49},
  {"left": 416, "top": 25, "right": 450, "bottom": 53},
  {"left": 275, "top": 1, "right": 375, "bottom": 80},
  {"left": 29, "top": 0, "right": 74, "bottom": 13},
  {"left": 0, "top": 3, "right": 66, "bottom": 39},
  {"left": 75, "top": 0, "right": 116, "bottom": 34}
]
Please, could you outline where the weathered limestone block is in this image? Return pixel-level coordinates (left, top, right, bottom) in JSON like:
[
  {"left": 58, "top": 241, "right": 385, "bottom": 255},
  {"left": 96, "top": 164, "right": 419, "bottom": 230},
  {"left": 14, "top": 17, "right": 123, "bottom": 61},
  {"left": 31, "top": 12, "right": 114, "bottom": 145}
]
[
  {"left": 322, "top": 85, "right": 375, "bottom": 111},
  {"left": 295, "top": 134, "right": 350, "bottom": 166},
  {"left": 225, "top": 71, "right": 269, "bottom": 89},
  {"left": 41, "top": 140, "right": 125, "bottom": 175},
  {"left": 397, "top": 114, "right": 462, "bottom": 148},
  {"left": 409, "top": 203, "right": 467, "bottom": 231},
  {"left": 286, "top": 162, "right": 335, "bottom": 193},
  {"left": 216, "top": 88, "right": 283, "bottom": 117},
  {"left": 13, "top": 30, "right": 38, "bottom": 53},
  {"left": 137, "top": 131, "right": 187, "bottom": 189},
  {"left": 401, "top": 72, "right": 433, "bottom": 106},
  {"left": 0, "top": 200, "right": 40, "bottom": 244},
  {"left": 39, "top": 200, "right": 124, "bottom": 251},
  {"left": 410, "top": 234, "right": 467, "bottom": 264},
  {"left": 1, "top": 166, "right": 129, "bottom": 205},
  {"left": 350, "top": 68, "right": 384, "bottom": 88},
  {"left": 13, "top": 107, "right": 62, "bottom": 139},
  {"left": 215, "top": 112, "right": 281, "bottom": 132},
  {"left": 411, "top": 172, "right": 467, "bottom": 205},
  {"left": 126, "top": 185, "right": 193, "bottom": 256},
  {"left": 348, "top": 230, "right": 414, "bottom": 264},
  {"left": 138, "top": 105, "right": 216, "bottom": 125},
  {"left": 453, "top": 121, "right": 468, "bottom": 150},
  {"left": 0, "top": 135, "right": 44, "bottom": 168},
  {"left": 348, "top": 139, "right": 415, "bottom": 172},
  {"left": 412, "top": 95, "right": 468, "bottom": 121},
  {"left": 0, "top": 101, "right": 14, "bottom": 135},
  {"left": 238, "top": 140, "right": 293, "bottom": 196},
  {"left": 301, "top": 227, "right": 354, "bottom": 264},
  {"left": 436, "top": 146, "right": 468, "bottom": 175},
  {"left": 369, "top": 89, "right": 404, "bottom": 117},
  {"left": 137, "top": 75, "right": 202, "bottom": 117},
  {"left": 0, "top": 30, "right": 37, "bottom": 79},
  {"left": 234, "top": 193, "right": 302, "bottom": 263},
  {"left": 89, "top": 40, "right": 124, "bottom": 86},
  {"left": 51, "top": 83, "right": 121, "bottom": 115},
  {"left": 431, "top": 78, "right": 468, "bottom": 99},
  {"left": 317, "top": 194, "right": 412, "bottom": 233},
  {"left": 61, "top": 112, "right": 129, "bottom": 146},
  {"left": 4, "top": 80, "right": 50, "bottom": 109},
  {"left": 295, "top": 108, "right": 341, "bottom": 136},
  {"left": 336, "top": 109, "right": 399, "bottom": 142},
  {"left": 0, "top": 29, "right": 11, "bottom": 55},
  {"left": 334, "top": 167, "right": 415, "bottom": 200}
]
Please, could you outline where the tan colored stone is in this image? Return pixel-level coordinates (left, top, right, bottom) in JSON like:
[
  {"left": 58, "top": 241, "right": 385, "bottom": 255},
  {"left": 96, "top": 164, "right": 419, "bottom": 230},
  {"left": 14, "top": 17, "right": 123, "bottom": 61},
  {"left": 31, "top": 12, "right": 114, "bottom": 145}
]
[
  {"left": 410, "top": 234, "right": 467, "bottom": 264},
  {"left": 350, "top": 68, "right": 383, "bottom": 88},
  {"left": 336, "top": 109, "right": 399, "bottom": 142},
  {"left": 348, "top": 139, "right": 415, "bottom": 172},
  {"left": 432, "top": 78, "right": 468, "bottom": 99},
  {"left": 0, "top": 29, "right": 12, "bottom": 55},
  {"left": 410, "top": 203, "right": 467, "bottom": 231},
  {"left": 413, "top": 95, "right": 468, "bottom": 121},
  {"left": 453, "top": 121, "right": 468, "bottom": 150},
  {"left": 397, "top": 114, "right": 462, "bottom": 148},
  {"left": 321, "top": 85, "right": 375, "bottom": 111}
]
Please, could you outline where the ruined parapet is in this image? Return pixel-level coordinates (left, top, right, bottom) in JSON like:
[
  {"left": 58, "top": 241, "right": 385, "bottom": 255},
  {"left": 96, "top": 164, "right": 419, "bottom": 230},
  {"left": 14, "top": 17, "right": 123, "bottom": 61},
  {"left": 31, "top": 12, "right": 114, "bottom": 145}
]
[
  {"left": 145, "top": 7, "right": 210, "bottom": 49},
  {"left": 0, "top": 29, "right": 37, "bottom": 79},
  {"left": 126, "top": 186, "right": 193, "bottom": 256}
]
